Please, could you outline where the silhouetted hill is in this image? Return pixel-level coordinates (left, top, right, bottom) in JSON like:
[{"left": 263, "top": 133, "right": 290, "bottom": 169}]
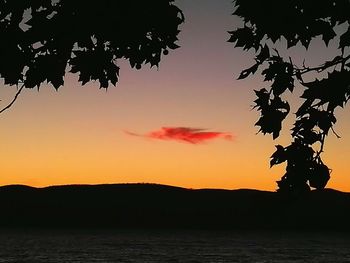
[{"left": 0, "top": 183, "right": 349, "bottom": 231}]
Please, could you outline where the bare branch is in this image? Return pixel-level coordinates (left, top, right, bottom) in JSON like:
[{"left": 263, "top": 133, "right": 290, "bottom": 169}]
[
  {"left": 331, "top": 126, "right": 341, "bottom": 139},
  {"left": 0, "top": 84, "right": 25, "bottom": 115},
  {"left": 297, "top": 54, "right": 350, "bottom": 76}
]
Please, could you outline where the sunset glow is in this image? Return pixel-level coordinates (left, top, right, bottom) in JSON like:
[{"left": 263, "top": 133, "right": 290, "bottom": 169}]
[{"left": 1, "top": 0, "right": 350, "bottom": 192}]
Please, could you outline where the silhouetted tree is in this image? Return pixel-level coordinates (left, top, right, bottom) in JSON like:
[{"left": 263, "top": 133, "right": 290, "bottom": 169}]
[
  {"left": 0, "top": 0, "right": 184, "bottom": 113},
  {"left": 230, "top": 0, "right": 350, "bottom": 193}
]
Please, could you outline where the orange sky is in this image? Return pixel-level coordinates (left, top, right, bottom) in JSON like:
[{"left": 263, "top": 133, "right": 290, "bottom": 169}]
[{"left": 1, "top": 0, "right": 350, "bottom": 191}]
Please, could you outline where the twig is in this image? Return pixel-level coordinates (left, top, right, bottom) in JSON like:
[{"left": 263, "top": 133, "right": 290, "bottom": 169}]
[
  {"left": 298, "top": 54, "right": 350, "bottom": 76},
  {"left": 314, "top": 133, "right": 326, "bottom": 161},
  {"left": 0, "top": 84, "right": 25, "bottom": 114},
  {"left": 331, "top": 126, "right": 341, "bottom": 139}
]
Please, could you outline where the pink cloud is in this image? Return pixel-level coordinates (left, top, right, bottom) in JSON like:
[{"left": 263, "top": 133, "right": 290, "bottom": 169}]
[{"left": 125, "top": 127, "right": 234, "bottom": 144}]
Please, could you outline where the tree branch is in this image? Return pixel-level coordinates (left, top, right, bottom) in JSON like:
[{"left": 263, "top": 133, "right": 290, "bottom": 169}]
[
  {"left": 0, "top": 84, "right": 25, "bottom": 115},
  {"left": 296, "top": 54, "right": 350, "bottom": 76}
]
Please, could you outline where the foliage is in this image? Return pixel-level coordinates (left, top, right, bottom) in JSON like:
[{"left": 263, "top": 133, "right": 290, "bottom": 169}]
[
  {"left": 230, "top": 0, "right": 350, "bottom": 193},
  {"left": 0, "top": 0, "right": 183, "bottom": 92}
]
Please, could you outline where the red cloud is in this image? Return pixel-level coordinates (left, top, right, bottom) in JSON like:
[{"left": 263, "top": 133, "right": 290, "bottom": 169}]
[{"left": 125, "top": 127, "right": 234, "bottom": 144}]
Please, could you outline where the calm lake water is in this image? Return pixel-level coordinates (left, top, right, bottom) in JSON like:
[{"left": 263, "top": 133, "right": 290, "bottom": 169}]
[{"left": 0, "top": 229, "right": 349, "bottom": 262}]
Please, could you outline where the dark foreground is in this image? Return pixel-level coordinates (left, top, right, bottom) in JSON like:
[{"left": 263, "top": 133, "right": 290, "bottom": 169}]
[{"left": 0, "top": 183, "right": 350, "bottom": 231}]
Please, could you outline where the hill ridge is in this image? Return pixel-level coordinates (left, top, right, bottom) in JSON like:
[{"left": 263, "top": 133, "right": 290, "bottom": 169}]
[
  {"left": 1, "top": 183, "right": 348, "bottom": 194},
  {"left": 0, "top": 183, "right": 349, "bottom": 231}
]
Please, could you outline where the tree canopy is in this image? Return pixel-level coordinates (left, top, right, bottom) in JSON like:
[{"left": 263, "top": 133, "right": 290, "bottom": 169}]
[
  {"left": 230, "top": 0, "right": 350, "bottom": 193},
  {"left": 0, "top": 0, "right": 184, "bottom": 112}
]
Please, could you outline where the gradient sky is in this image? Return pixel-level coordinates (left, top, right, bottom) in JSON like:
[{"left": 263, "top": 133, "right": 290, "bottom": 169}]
[{"left": 1, "top": 0, "right": 350, "bottom": 191}]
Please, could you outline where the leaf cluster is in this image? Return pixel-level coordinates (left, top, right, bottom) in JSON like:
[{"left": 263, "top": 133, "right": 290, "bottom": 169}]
[
  {"left": 231, "top": 0, "right": 350, "bottom": 193},
  {"left": 253, "top": 88, "right": 290, "bottom": 139},
  {"left": 0, "top": 0, "right": 184, "bottom": 89},
  {"left": 270, "top": 143, "right": 330, "bottom": 193},
  {"left": 230, "top": 0, "right": 350, "bottom": 49}
]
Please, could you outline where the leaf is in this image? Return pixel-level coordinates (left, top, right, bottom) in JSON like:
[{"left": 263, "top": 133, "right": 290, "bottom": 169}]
[
  {"left": 167, "top": 42, "right": 180, "bottom": 50},
  {"left": 253, "top": 88, "right": 269, "bottom": 110},
  {"left": 270, "top": 97, "right": 290, "bottom": 114},
  {"left": 0, "top": 43, "right": 27, "bottom": 85},
  {"left": 228, "top": 26, "right": 259, "bottom": 50},
  {"left": 298, "top": 129, "right": 322, "bottom": 145},
  {"left": 302, "top": 70, "right": 350, "bottom": 110},
  {"left": 295, "top": 99, "right": 312, "bottom": 117},
  {"left": 261, "top": 58, "right": 291, "bottom": 83},
  {"left": 69, "top": 48, "right": 120, "bottom": 88},
  {"left": 339, "top": 29, "right": 350, "bottom": 48},
  {"left": 256, "top": 45, "right": 270, "bottom": 63},
  {"left": 271, "top": 74, "right": 294, "bottom": 96},
  {"left": 320, "top": 22, "right": 336, "bottom": 46},
  {"left": 308, "top": 162, "right": 330, "bottom": 190},
  {"left": 106, "top": 63, "right": 120, "bottom": 86},
  {"left": 255, "top": 107, "right": 287, "bottom": 139},
  {"left": 270, "top": 145, "right": 287, "bottom": 167},
  {"left": 315, "top": 111, "right": 337, "bottom": 135},
  {"left": 237, "top": 63, "right": 259, "bottom": 80},
  {"left": 286, "top": 141, "right": 314, "bottom": 164},
  {"left": 292, "top": 108, "right": 337, "bottom": 145}
]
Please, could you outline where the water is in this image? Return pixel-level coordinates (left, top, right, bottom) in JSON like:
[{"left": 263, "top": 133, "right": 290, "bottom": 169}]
[{"left": 0, "top": 229, "right": 349, "bottom": 262}]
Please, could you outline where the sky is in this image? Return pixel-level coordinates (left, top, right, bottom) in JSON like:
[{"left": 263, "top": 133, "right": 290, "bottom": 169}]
[{"left": 1, "top": 0, "right": 350, "bottom": 191}]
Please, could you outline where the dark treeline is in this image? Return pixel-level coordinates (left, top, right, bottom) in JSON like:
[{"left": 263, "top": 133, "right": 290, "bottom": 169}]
[{"left": 0, "top": 183, "right": 349, "bottom": 231}]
